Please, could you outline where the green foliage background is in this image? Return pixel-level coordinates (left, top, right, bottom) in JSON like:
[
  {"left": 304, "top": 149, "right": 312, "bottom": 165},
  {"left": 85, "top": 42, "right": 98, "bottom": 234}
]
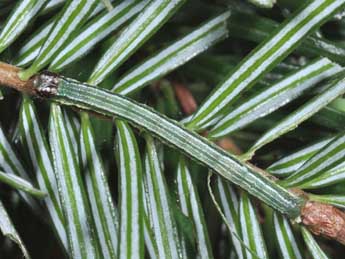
[{"left": 0, "top": 0, "right": 345, "bottom": 258}]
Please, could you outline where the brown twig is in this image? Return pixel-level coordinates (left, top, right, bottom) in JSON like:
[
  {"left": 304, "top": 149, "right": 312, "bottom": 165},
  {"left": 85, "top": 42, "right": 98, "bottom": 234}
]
[
  {"left": 173, "top": 82, "right": 198, "bottom": 115},
  {"left": 0, "top": 62, "right": 35, "bottom": 95},
  {"left": 216, "top": 138, "right": 242, "bottom": 156},
  {"left": 302, "top": 201, "right": 345, "bottom": 245}
]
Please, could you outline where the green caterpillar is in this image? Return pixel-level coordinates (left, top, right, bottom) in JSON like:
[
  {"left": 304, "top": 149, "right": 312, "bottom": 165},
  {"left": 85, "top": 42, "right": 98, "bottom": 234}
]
[{"left": 32, "top": 71, "right": 304, "bottom": 219}]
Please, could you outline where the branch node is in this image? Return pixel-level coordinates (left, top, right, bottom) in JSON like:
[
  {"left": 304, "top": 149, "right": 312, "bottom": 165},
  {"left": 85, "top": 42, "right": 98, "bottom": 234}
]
[{"left": 301, "top": 201, "right": 345, "bottom": 245}]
